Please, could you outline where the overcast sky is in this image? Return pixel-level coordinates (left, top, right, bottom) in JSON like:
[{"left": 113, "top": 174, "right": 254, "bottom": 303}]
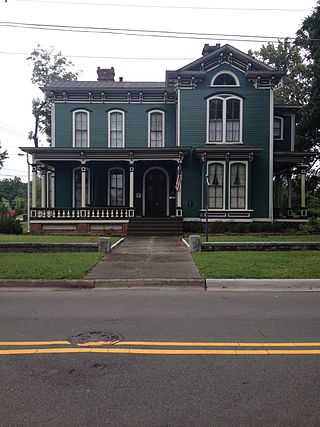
[{"left": 0, "top": 0, "right": 317, "bottom": 182}]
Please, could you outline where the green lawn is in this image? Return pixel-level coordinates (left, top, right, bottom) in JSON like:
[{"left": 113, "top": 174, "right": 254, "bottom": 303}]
[
  {"left": 0, "top": 253, "right": 105, "bottom": 279},
  {"left": 201, "top": 234, "right": 320, "bottom": 242},
  {"left": 0, "top": 234, "right": 120, "bottom": 244},
  {"left": 193, "top": 251, "right": 320, "bottom": 279}
]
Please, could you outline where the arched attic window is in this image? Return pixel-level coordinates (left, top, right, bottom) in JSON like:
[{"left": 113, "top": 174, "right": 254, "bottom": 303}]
[{"left": 211, "top": 71, "right": 240, "bottom": 87}]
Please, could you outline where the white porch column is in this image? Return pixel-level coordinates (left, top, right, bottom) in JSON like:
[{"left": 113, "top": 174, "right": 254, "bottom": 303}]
[
  {"left": 31, "top": 165, "right": 37, "bottom": 208},
  {"left": 81, "top": 166, "right": 87, "bottom": 208},
  {"left": 50, "top": 172, "right": 55, "bottom": 208},
  {"left": 40, "top": 169, "right": 46, "bottom": 208},
  {"left": 287, "top": 175, "right": 292, "bottom": 209},
  {"left": 129, "top": 165, "right": 135, "bottom": 208}
]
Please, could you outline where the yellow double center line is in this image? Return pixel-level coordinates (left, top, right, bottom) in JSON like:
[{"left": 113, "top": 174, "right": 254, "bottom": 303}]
[{"left": 1, "top": 341, "right": 320, "bottom": 355}]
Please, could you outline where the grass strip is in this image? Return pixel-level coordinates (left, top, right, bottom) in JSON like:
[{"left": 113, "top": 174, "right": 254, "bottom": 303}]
[
  {"left": 0, "top": 235, "right": 119, "bottom": 244},
  {"left": 0, "top": 253, "right": 105, "bottom": 279},
  {"left": 201, "top": 234, "right": 320, "bottom": 242},
  {"left": 193, "top": 251, "right": 320, "bottom": 279}
]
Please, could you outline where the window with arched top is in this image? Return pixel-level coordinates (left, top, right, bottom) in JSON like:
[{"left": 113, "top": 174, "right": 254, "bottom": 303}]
[
  {"left": 108, "top": 110, "right": 125, "bottom": 148},
  {"left": 229, "top": 162, "right": 247, "bottom": 210},
  {"left": 207, "top": 95, "right": 243, "bottom": 143},
  {"left": 73, "top": 110, "right": 90, "bottom": 147},
  {"left": 148, "top": 110, "right": 165, "bottom": 147},
  {"left": 207, "top": 162, "right": 225, "bottom": 209},
  {"left": 108, "top": 168, "right": 125, "bottom": 206},
  {"left": 274, "top": 116, "right": 284, "bottom": 140},
  {"left": 211, "top": 71, "right": 240, "bottom": 87}
]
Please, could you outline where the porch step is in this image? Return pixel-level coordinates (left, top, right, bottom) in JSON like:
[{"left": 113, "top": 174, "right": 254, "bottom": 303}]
[{"left": 128, "top": 218, "right": 183, "bottom": 236}]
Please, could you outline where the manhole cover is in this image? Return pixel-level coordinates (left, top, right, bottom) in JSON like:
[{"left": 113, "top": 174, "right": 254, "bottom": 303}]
[{"left": 69, "top": 331, "right": 123, "bottom": 346}]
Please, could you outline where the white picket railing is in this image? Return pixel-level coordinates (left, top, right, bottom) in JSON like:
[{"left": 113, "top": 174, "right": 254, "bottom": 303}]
[{"left": 30, "top": 207, "right": 134, "bottom": 220}]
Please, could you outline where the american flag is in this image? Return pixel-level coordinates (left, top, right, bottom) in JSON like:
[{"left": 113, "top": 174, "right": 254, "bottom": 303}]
[{"left": 175, "top": 164, "right": 183, "bottom": 192}]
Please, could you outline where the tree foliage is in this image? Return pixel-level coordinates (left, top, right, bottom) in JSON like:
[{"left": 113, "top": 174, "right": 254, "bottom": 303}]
[
  {"left": 0, "top": 177, "right": 27, "bottom": 209},
  {"left": 249, "top": 38, "right": 310, "bottom": 107},
  {"left": 0, "top": 142, "right": 8, "bottom": 170},
  {"left": 27, "top": 45, "right": 79, "bottom": 147},
  {"left": 295, "top": 1, "right": 320, "bottom": 153}
]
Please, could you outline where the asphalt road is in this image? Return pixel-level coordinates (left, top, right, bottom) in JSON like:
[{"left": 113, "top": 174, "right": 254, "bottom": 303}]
[{"left": 0, "top": 288, "right": 320, "bottom": 427}]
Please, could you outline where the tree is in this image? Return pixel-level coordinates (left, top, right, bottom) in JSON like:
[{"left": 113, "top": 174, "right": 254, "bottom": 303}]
[
  {"left": 249, "top": 38, "right": 310, "bottom": 106},
  {"left": 27, "top": 45, "right": 79, "bottom": 147},
  {"left": 0, "top": 177, "right": 27, "bottom": 209},
  {"left": 0, "top": 142, "right": 8, "bottom": 170},
  {"left": 295, "top": 1, "right": 320, "bottom": 153}
]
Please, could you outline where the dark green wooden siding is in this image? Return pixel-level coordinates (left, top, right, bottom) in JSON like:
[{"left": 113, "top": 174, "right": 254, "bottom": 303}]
[{"left": 54, "top": 103, "right": 176, "bottom": 148}]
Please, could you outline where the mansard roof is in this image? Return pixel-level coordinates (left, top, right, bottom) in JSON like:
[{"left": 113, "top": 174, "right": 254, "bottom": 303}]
[{"left": 43, "top": 80, "right": 167, "bottom": 92}]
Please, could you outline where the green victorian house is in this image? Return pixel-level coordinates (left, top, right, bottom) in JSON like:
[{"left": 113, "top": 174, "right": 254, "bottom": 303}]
[{"left": 21, "top": 44, "right": 312, "bottom": 235}]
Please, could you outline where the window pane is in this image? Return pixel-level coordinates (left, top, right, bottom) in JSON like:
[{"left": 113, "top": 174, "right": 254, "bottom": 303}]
[
  {"left": 150, "top": 112, "right": 163, "bottom": 147},
  {"left": 230, "top": 163, "right": 246, "bottom": 209},
  {"left": 110, "top": 170, "right": 124, "bottom": 206},
  {"left": 274, "top": 118, "right": 281, "bottom": 138},
  {"left": 110, "top": 112, "right": 124, "bottom": 147},
  {"left": 213, "top": 74, "right": 237, "bottom": 85},
  {"left": 226, "top": 99, "right": 240, "bottom": 142},
  {"left": 75, "top": 112, "right": 88, "bottom": 147},
  {"left": 209, "top": 99, "right": 223, "bottom": 142},
  {"left": 208, "top": 163, "right": 224, "bottom": 209}
]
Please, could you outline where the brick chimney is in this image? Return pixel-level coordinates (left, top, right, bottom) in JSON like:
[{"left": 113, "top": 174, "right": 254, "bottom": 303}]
[
  {"left": 202, "top": 44, "right": 221, "bottom": 56},
  {"left": 97, "top": 66, "right": 115, "bottom": 81}
]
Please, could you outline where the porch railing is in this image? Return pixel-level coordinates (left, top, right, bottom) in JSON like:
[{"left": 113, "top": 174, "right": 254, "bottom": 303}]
[{"left": 30, "top": 207, "right": 135, "bottom": 220}]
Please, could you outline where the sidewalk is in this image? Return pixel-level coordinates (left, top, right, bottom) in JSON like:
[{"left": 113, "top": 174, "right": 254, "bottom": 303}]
[{"left": 85, "top": 236, "right": 205, "bottom": 287}]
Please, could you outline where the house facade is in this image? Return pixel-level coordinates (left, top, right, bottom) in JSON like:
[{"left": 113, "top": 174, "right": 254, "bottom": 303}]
[{"left": 21, "top": 44, "right": 311, "bottom": 234}]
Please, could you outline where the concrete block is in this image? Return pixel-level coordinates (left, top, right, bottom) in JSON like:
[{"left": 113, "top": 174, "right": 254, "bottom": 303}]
[
  {"left": 189, "top": 235, "right": 201, "bottom": 253},
  {"left": 98, "top": 237, "right": 111, "bottom": 253}
]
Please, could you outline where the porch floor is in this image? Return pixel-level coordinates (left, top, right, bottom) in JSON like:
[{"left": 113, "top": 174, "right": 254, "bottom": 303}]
[{"left": 85, "top": 236, "right": 202, "bottom": 280}]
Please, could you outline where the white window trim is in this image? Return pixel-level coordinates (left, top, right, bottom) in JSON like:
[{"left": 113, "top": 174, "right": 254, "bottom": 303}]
[
  {"left": 228, "top": 161, "right": 248, "bottom": 211},
  {"left": 148, "top": 110, "right": 165, "bottom": 147},
  {"left": 107, "top": 167, "right": 126, "bottom": 206},
  {"left": 210, "top": 70, "right": 240, "bottom": 87},
  {"left": 273, "top": 116, "right": 284, "bottom": 140},
  {"left": 72, "top": 166, "right": 90, "bottom": 207},
  {"left": 72, "top": 110, "right": 90, "bottom": 148},
  {"left": 206, "top": 161, "right": 226, "bottom": 210},
  {"left": 206, "top": 95, "right": 243, "bottom": 144},
  {"left": 108, "top": 110, "right": 125, "bottom": 148}
]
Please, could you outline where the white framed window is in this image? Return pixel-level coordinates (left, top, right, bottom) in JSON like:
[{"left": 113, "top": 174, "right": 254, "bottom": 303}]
[
  {"left": 72, "top": 167, "right": 90, "bottom": 207},
  {"left": 229, "top": 161, "right": 248, "bottom": 210},
  {"left": 207, "top": 161, "right": 225, "bottom": 209},
  {"left": 108, "top": 168, "right": 125, "bottom": 206},
  {"left": 274, "top": 116, "right": 284, "bottom": 140},
  {"left": 73, "top": 110, "right": 90, "bottom": 148},
  {"left": 148, "top": 110, "right": 165, "bottom": 147},
  {"left": 207, "top": 95, "right": 243, "bottom": 144},
  {"left": 211, "top": 71, "right": 240, "bottom": 87},
  {"left": 108, "top": 110, "right": 125, "bottom": 148}
]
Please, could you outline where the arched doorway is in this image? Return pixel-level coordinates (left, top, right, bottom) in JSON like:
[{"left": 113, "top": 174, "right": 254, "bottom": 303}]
[{"left": 143, "top": 167, "right": 169, "bottom": 217}]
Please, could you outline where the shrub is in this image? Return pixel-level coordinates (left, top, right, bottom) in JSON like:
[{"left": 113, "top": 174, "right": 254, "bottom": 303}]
[
  {"left": 0, "top": 205, "right": 23, "bottom": 234},
  {"left": 300, "top": 217, "right": 320, "bottom": 234}
]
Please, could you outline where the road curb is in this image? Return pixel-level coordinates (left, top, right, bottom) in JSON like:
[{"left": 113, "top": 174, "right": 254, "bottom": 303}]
[
  {"left": 0, "top": 278, "right": 205, "bottom": 288},
  {"left": 205, "top": 279, "right": 320, "bottom": 291}
]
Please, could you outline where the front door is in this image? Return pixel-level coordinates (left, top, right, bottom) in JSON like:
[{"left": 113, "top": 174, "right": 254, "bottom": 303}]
[{"left": 145, "top": 169, "right": 167, "bottom": 217}]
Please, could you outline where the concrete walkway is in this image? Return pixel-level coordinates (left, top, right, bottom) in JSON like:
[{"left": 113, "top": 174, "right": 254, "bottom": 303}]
[{"left": 85, "top": 236, "right": 203, "bottom": 285}]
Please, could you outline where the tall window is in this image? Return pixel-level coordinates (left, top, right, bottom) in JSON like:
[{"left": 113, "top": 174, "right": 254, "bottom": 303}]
[
  {"left": 208, "top": 95, "right": 242, "bottom": 143},
  {"left": 149, "top": 111, "right": 164, "bottom": 147},
  {"left": 230, "top": 163, "right": 247, "bottom": 209},
  {"left": 108, "top": 111, "right": 125, "bottom": 148},
  {"left": 73, "top": 110, "right": 89, "bottom": 147},
  {"left": 208, "top": 163, "right": 224, "bottom": 209},
  {"left": 109, "top": 169, "right": 125, "bottom": 206},
  {"left": 274, "top": 117, "right": 283, "bottom": 139}
]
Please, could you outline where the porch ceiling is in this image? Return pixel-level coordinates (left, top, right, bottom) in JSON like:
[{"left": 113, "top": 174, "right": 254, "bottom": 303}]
[
  {"left": 274, "top": 151, "right": 314, "bottom": 172},
  {"left": 19, "top": 147, "right": 191, "bottom": 162}
]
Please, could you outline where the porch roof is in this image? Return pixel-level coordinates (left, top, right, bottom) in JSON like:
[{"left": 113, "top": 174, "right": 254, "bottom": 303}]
[
  {"left": 274, "top": 151, "right": 315, "bottom": 173},
  {"left": 19, "top": 147, "right": 190, "bottom": 163}
]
